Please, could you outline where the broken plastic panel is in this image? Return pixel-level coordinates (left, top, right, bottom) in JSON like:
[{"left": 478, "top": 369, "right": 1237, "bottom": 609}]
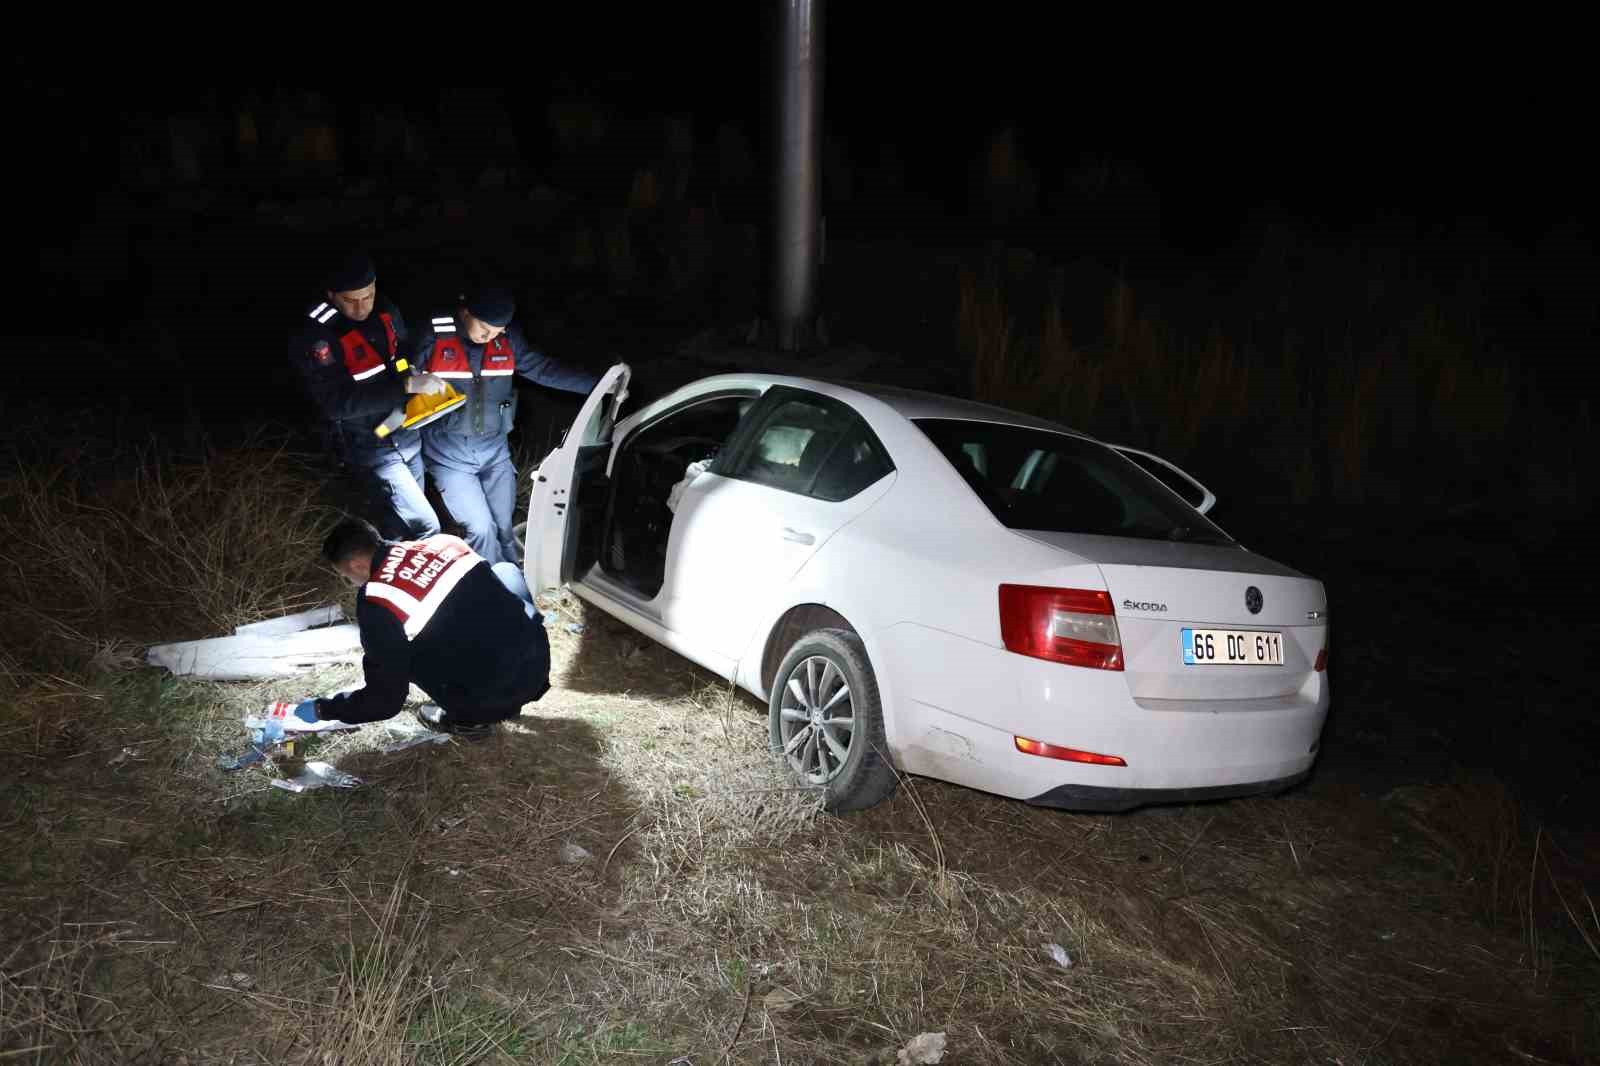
[{"left": 146, "top": 604, "right": 361, "bottom": 681}]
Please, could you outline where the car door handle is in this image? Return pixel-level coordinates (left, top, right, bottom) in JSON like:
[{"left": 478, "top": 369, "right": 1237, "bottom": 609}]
[{"left": 782, "top": 527, "right": 815, "bottom": 545}]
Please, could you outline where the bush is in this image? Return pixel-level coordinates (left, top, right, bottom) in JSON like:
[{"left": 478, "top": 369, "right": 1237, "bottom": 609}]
[
  {"left": 959, "top": 250, "right": 1590, "bottom": 518},
  {"left": 0, "top": 426, "right": 337, "bottom": 685}
]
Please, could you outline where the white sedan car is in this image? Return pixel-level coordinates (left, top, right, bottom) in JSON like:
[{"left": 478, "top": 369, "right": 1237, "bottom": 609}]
[{"left": 525, "top": 365, "right": 1330, "bottom": 813}]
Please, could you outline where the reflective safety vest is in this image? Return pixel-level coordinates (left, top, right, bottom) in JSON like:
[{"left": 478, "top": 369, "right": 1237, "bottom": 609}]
[
  {"left": 424, "top": 329, "right": 515, "bottom": 380},
  {"left": 306, "top": 301, "right": 401, "bottom": 382},
  {"left": 422, "top": 314, "right": 517, "bottom": 435},
  {"left": 362, "top": 534, "right": 482, "bottom": 640}
]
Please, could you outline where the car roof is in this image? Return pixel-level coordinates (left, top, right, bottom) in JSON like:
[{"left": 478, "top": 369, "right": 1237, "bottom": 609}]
[
  {"left": 821, "top": 379, "right": 1094, "bottom": 439},
  {"left": 631, "top": 368, "right": 1096, "bottom": 441}
]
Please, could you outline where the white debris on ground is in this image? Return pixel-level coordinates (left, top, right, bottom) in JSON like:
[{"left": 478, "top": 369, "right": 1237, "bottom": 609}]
[
  {"left": 557, "top": 842, "right": 593, "bottom": 865},
  {"left": 1044, "top": 942, "right": 1074, "bottom": 969},
  {"left": 146, "top": 603, "right": 362, "bottom": 681},
  {"left": 269, "top": 761, "right": 362, "bottom": 793},
  {"left": 217, "top": 692, "right": 455, "bottom": 786},
  {"left": 378, "top": 730, "right": 451, "bottom": 754},
  {"left": 232, "top": 605, "right": 343, "bottom": 637},
  {"left": 372, "top": 711, "right": 452, "bottom": 754},
  {"left": 897, "top": 1032, "right": 947, "bottom": 1064}
]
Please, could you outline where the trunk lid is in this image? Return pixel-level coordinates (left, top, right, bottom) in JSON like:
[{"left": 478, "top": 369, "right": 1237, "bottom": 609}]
[{"left": 1015, "top": 531, "right": 1328, "bottom": 701}]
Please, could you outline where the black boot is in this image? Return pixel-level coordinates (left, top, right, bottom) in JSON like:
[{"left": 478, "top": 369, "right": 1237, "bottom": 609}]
[{"left": 415, "top": 704, "right": 496, "bottom": 741}]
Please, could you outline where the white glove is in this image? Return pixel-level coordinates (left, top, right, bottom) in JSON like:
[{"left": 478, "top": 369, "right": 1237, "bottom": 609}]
[{"left": 405, "top": 373, "right": 447, "bottom": 396}]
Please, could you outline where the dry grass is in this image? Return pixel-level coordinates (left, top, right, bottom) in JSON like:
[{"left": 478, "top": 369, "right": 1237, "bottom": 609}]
[
  {"left": 3, "top": 439, "right": 1598, "bottom": 1065},
  {"left": 538, "top": 618, "right": 1600, "bottom": 1064},
  {"left": 1388, "top": 777, "right": 1600, "bottom": 982},
  {"left": 0, "top": 429, "right": 334, "bottom": 684},
  {"left": 5, "top": 603, "right": 1598, "bottom": 1064},
  {"left": 311, "top": 874, "right": 431, "bottom": 1066}
]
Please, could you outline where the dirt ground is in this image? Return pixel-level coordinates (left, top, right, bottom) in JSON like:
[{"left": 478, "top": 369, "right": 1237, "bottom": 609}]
[{"left": 3, "top": 540, "right": 1597, "bottom": 1064}]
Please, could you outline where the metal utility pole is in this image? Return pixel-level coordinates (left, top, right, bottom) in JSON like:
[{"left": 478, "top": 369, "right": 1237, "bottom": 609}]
[{"left": 772, "top": 0, "right": 824, "bottom": 352}]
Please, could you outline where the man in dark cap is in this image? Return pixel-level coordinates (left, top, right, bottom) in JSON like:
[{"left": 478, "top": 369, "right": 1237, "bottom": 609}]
[
  {"left": 296, "top": 515, "right": 551, "bottom": 738},
  {"left": 288, "top": 250, "right": 448, "bottom": 539},
  {"left": 407, "top": 286, "right": 597, "bottom": 565}
]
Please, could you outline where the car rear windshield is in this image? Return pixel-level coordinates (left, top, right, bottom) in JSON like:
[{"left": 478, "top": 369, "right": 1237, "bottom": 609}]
[{"left": 913, "top": 419, "right": 1232, "bottom": 544}]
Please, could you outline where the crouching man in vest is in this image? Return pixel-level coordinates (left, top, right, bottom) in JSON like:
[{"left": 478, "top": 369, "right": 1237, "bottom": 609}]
[
  {"left": 411, "top": 286, "right": 598, "bottom": 566},
  {"left": 306, "top": 516, "right": 550, "bottom": 738}
]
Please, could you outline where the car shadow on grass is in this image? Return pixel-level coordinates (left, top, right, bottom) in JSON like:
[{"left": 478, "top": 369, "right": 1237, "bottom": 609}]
[{"left": 547, "top": 602, "right": 753, "bottom": 710}]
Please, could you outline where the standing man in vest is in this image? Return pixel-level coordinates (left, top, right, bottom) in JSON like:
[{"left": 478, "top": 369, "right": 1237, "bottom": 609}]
[
  {"left": 281, "top": 516, "right": 551, "bottom": 737},
  {"left": 410, "top": 286, "right": 597, "bottom": 566},
  {"left": 289, "top": 250, "right": 448, "bottom": 539}
]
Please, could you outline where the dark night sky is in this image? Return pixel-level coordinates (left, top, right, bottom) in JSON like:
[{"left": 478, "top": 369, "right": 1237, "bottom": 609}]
[
  {"left": 506, "top": 13, "right": 1596, "bottom": 252},
  {"left": 14, "top": 19, "right": 1594, "bottom": 253},
  {"left": 9, "top": 19, "right": 1596, "bottom": 377}
]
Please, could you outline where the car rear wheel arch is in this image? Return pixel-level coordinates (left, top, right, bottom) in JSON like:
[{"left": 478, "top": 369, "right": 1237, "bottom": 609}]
[{"left": 760, "top": 603, "right": 854, "bottom": 695}]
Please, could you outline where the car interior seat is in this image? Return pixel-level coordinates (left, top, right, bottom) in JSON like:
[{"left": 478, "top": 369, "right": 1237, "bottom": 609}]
[{"left": 793, "top": 427, "right": 847, "bottom": 492}]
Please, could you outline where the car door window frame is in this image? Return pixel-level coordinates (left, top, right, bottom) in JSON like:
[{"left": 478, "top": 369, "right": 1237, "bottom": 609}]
[
  {"left": 713, "top": 386, "right": 893, "bottom": 501},
  {"left": 616, "top": 388, "right": 763, "bottom": 459}
]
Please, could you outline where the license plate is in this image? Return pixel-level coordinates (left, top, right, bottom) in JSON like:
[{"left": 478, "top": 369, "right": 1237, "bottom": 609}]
[{"left": 1182, "top": 628, "right": 1284, "bottom": 666}]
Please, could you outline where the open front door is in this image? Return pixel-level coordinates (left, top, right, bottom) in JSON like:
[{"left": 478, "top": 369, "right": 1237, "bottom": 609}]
[{"left": 524, "top": 364, "right": 631, "bottom": 594}]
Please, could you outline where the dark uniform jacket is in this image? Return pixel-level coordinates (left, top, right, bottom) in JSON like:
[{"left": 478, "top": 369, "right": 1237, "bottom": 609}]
[
  {"left": 289, "top": 295, "right": 416, "bottom": 464},
  {"left": 316, "top": 534, "right": 551, "bottom": 725}
]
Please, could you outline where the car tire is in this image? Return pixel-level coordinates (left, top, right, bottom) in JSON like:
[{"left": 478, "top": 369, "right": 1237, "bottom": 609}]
[{"left": 768, "top": 628, "right": 897, "bottom": 813}]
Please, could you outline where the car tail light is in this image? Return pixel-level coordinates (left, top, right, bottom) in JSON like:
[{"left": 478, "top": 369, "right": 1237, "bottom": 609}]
[
  {"left": 1015, "top": 736, "right": 1126, "bottom": 766},
  {"left": 1314, "top": 647, "right": 1328, "bottom": 672},
  {"left": 998, "top": 584, "right": 1123, "bottom": 670}
]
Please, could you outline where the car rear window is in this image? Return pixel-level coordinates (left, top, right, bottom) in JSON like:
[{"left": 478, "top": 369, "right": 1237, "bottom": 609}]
[{"left": 913, "top": 419, "right": 1232, "bottom": 544}]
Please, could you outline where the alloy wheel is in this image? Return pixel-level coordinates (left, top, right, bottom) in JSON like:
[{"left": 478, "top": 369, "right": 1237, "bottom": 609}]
[{"left": 776, "top": 654, "right": 855, "bottom": 784}]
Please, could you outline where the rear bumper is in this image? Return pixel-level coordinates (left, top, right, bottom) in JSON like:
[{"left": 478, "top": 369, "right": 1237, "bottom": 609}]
[
  {"left": 1027, "top": 768, "right": 1311, "bottom": 813},
  {"left": 879, "top": 622, "right": 1329, "bottom": 805}
]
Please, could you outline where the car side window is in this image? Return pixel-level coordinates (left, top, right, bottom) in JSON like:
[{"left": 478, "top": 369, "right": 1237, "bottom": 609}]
[
  {"left": 731, "top": 397, "right": 842, "bottom": 494},
  {"left": 723, "top": 390, "right": 893, "bottom": 500},
  {"left": 809, "top": 421, "right": 893, "bottom": 501}
]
